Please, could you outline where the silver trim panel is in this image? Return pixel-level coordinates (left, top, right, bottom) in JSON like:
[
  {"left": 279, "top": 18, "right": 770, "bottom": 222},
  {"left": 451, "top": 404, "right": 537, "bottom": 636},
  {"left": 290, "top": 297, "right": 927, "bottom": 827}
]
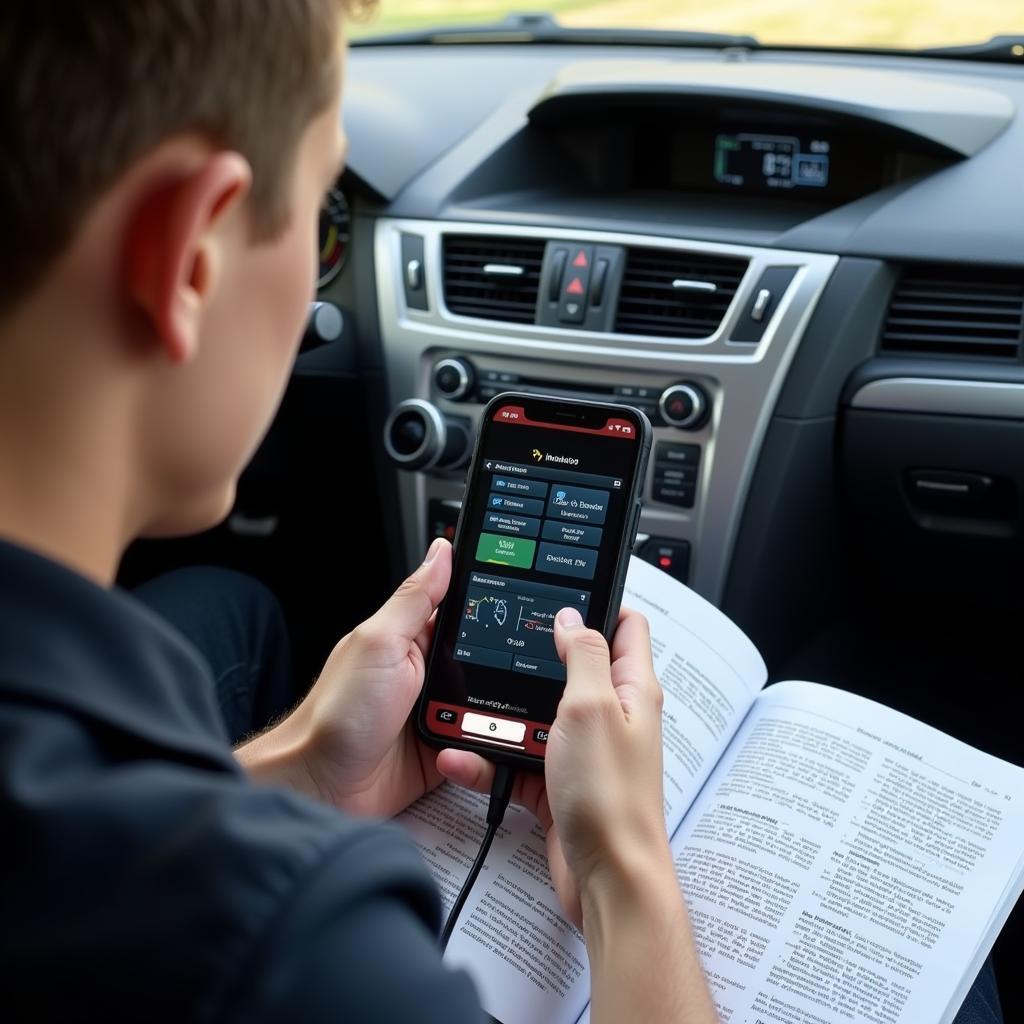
[
  {"left": 850, "top": 378, "right": 1024, "bottom": 419},
  {"left": 376, "top": 218, "right": 838, "bottom": 605}
]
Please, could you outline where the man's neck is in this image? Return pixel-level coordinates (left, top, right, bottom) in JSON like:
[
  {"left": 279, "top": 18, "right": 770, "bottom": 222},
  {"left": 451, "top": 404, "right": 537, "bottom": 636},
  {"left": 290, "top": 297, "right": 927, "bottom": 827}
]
[{"left": 0, "top": 315, "right": 138, "bottom": 586}]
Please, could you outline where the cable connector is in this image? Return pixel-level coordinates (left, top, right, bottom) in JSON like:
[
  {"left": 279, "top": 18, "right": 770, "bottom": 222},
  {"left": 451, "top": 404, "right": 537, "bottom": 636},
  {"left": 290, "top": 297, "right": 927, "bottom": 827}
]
[
  {"left": 440, "top": 763, "right": 517, "bottom": 950},
  {"left": 486, "top": 762, "right": 515, "bottom": 828}
]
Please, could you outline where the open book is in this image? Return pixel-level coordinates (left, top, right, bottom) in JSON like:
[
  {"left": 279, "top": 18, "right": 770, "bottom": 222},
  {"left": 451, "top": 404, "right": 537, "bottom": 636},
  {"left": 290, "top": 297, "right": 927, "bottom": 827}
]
[{"left": 397, "top": 556, "right": 1024, "bottom": 1024}]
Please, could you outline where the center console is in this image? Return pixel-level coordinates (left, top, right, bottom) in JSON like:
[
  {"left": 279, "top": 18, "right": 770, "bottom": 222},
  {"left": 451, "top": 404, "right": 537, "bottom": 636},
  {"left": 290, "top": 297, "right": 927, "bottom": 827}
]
[{"left": 375, "top": 218, "right": 837, "bottom": 604}]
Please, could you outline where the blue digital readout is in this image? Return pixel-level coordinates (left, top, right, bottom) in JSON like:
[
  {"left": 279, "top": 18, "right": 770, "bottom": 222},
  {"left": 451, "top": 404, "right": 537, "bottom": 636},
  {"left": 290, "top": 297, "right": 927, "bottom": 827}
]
[{"left": 714, "top": 133, "right": 831, "bottom": 190}]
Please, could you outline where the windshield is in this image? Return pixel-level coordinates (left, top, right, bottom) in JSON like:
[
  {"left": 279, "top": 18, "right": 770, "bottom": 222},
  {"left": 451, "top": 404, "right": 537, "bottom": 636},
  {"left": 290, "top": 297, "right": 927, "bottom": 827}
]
[{"left": 351, "top": 2, "right": 1024, "bottom": 51}]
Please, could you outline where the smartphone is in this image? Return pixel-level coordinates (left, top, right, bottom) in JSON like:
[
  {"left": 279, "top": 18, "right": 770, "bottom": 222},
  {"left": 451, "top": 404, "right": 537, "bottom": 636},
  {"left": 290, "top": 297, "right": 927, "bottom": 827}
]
[{"left": 417, "top": 393, "right": 652, "bottom": 771}]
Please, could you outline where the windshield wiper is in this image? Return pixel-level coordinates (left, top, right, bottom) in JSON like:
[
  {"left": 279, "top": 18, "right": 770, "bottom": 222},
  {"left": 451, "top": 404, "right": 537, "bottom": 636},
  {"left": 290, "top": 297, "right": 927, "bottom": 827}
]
[
  {"left": 915, "top": 34, "right": 1024, "bottom": 63},
  {"left": 351, "top": 12, "right": 758, "bottom": 50}
]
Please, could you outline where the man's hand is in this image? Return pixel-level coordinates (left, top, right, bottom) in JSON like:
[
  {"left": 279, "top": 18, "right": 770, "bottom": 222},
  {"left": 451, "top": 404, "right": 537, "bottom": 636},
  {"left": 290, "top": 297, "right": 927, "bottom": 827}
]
[
  {"left": 236, "top": 537, "right": 452, "bottom": 818},
  {"left": 436, "top": 607, "right": 668, "bottom": 926}
]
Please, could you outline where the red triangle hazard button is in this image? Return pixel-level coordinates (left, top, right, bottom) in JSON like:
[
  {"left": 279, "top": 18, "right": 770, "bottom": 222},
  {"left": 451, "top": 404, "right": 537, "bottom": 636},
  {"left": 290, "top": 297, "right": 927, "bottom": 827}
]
[
  {"left": 572, "top": 250, "right": 588, "bottom": 268},
  {"left": 566, "top": 276, "right": 585, "bottom": 296}
]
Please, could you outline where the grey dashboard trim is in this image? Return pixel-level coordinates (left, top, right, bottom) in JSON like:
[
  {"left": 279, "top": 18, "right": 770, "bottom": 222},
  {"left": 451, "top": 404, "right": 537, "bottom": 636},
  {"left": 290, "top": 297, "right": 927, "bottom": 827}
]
[
  {"left": 349, "top": 47, "right": 1024, "bottom": 267},
  {"left": 850, "top": 377, "right": 1024, "bottom": 419},
  {"left": 375, "top": 218, "right": 838, "bottom": 605}
]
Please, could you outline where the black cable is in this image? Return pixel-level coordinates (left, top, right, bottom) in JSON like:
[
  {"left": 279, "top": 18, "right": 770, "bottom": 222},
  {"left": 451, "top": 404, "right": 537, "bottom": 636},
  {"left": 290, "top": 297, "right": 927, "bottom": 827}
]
[{"left": 440, "top": 762, "right": 516, "bottom": 951}]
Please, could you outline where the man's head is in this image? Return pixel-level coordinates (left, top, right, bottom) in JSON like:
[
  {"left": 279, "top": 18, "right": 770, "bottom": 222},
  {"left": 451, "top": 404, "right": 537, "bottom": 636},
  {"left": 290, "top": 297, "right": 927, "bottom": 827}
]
[{"left": 0, "top": 1, "right": 373, "bottom": 564}]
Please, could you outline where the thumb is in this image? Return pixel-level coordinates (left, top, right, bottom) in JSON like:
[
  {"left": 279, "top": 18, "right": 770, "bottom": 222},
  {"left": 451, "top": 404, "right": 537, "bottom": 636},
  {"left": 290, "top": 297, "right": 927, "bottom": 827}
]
[
  {"left": 553, "top": 607, "right": 616, "bottom": 710},
  {"left": 364, "top": 537, "right": 452, "bottom": 644}
]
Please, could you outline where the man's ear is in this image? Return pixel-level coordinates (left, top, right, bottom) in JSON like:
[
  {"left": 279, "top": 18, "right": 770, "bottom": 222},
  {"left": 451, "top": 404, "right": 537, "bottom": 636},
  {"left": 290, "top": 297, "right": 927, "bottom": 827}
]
[{"left": 125, "top": 150, "right": 253, "bottom": 364}]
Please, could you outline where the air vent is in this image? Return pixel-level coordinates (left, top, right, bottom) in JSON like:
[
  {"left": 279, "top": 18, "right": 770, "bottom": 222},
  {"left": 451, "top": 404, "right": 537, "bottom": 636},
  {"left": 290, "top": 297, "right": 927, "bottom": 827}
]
[
  {"left": 882, "top": 265, "right": 1024, "bottom": 360},
  {"left": 442, "top": 236, "right": 544, "bottom": 324},
  {"left": 615, "top": 248, "right": 748, "bottom": 339}
]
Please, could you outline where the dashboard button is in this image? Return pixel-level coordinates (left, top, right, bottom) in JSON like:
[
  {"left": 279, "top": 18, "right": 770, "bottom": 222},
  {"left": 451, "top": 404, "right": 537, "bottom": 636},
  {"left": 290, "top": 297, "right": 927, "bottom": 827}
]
[
  {"left": 658, "top": 383, "right": 708, "bottom": 430},
  {"left": 462, "top": 713, "right": 527, "bottom": 744},
  {"left": 548, "top": 248, "right": 568, "bottom": 302},
  {"left": 654, "top": 464, "right": 697, "bottom": 485},
  {"left": 433, "top": 357, "right": 474, "bottom": 401},
  {"left": 655, "top": 442, "right": 701, "bottom": 465},
  {"left": 639, "top": 538, "right": 691, "bottom": 583},
  {"left": 557, "top": 245, "right": 593, "bottom": 324},
  {"left": 653, "top": 481, "right": 696, "bottom": 508},
  {"left": 591, "top": 258, "right": 610, "bottom": 306}
]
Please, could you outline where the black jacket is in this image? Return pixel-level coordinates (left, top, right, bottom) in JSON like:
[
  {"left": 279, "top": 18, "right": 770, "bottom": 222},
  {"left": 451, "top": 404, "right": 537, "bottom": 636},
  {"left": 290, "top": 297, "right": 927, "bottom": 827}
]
[{"left": 0, "top": 539, "right": 482, "bottom": 1023}]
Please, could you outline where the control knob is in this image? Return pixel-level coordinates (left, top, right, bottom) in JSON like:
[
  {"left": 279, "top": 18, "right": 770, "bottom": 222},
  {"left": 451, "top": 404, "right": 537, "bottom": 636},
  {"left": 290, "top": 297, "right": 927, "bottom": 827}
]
[
  {"left": 432, "top": 356, "right": 475, "bottom": 402},
  {"left": 658, "top": 382, "right": 709, "bottom": 430},
  {"left": 300, "top": 301, "right": 345, "bottom": 352},
  {"left": 383, "top": 399, "right": 471, "bottom": 471}
]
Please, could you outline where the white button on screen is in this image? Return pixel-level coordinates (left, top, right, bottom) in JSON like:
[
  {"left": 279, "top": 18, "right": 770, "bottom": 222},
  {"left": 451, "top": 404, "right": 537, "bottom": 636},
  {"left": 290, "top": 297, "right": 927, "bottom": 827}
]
[{"left": 461, "top": 713, "right": 526, "bottom": 743}]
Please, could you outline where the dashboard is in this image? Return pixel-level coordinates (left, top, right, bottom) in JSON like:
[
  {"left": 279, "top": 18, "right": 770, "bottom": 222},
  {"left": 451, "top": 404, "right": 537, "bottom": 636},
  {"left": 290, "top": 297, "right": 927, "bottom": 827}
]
[{"left": 311, "top": 42, "right": 1024, "bottom": 677}]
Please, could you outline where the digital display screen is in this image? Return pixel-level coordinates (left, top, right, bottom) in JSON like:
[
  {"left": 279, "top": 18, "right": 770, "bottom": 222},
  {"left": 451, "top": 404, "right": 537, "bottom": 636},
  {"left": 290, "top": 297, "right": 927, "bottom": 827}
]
[
  {"left": 421, "top": 401, "right": 645, "bottom": 760},
  {"left": 714, "top": 133, "right": 831, "bottom": 190}
]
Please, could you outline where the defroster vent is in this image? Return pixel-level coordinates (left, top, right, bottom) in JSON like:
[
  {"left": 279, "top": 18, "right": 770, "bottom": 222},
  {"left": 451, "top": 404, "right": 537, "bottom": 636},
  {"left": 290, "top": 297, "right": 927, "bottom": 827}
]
[
  {"left": 615, "top": 248, "right": 748, "bottom": 339},
  {"left": 882, "top": 265, "right": 1024, "bottom": 360},
  {"left": 443, "top": 236, "right": 544, "bottom": 324}
]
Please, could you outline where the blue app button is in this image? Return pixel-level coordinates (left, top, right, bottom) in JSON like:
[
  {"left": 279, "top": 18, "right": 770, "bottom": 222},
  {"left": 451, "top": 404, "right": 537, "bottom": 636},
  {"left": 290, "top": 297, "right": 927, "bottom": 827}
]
[
  {"left": 546, "top": 485, "right": 610, "bottom": 526},
  {"left": 489, "top": 494, "right": 545, "bottom": 516},
  {"left": 541, "top": 520, "right": 603, "bottom": 548}
]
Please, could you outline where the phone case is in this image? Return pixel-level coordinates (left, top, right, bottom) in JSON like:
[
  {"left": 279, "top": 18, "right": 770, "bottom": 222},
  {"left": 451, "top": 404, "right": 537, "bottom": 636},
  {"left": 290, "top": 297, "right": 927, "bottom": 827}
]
[{"left": 416, "top": 392, "right": 653, "bottom": 772}]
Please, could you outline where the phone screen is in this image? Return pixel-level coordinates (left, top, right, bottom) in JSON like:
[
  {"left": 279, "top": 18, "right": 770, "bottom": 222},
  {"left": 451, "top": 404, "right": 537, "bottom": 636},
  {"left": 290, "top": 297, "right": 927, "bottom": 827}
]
[{"left": 419, "top": 396, "right": 649, "bottom": 763}]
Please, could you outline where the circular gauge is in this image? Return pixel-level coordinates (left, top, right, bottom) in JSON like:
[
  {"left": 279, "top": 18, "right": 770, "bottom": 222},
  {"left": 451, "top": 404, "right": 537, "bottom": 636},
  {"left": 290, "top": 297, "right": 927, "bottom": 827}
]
[{"left": 316, "top": 186, "right": 350, "bottom": 289}]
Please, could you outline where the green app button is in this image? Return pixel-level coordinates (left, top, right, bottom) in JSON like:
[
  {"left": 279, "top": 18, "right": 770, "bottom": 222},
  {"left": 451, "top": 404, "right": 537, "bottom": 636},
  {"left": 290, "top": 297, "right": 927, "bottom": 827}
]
[{"left": 476, "top": 532, "right": 536, "bottom": 569}]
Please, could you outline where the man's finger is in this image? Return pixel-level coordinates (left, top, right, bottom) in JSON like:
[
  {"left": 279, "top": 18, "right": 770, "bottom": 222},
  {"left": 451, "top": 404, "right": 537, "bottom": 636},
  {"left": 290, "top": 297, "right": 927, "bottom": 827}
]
[
  {"left": 413, "top": 609, "right": 439, "bottom": 661},
  {"left": 553, "top": 607, "right": 617, "bottom": 713},
  {"left": 610, "top": 609, "right": 658, "bottom": 693},
  {"left": 436, "top": 748, "right": 495, "bottom": 794},
  {"left": 364, "top": 538, "right": 452, "bottom": 644},
  {"left": 607, "top": 608, "right": 662, "bottom": 720}
]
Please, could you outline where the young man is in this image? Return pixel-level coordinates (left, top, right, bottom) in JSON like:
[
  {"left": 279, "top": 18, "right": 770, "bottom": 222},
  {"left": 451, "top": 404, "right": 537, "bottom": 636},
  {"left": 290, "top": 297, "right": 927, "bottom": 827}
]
[{"left": 0, "top": 4, "right": 715, "bottom": 1022}]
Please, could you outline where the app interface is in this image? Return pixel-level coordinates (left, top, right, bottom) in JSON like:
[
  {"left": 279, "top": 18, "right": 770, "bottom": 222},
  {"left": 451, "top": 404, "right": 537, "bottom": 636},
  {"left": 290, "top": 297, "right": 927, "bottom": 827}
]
[{"left": 426, "top": 402, "right": 642, "bottom": 758}]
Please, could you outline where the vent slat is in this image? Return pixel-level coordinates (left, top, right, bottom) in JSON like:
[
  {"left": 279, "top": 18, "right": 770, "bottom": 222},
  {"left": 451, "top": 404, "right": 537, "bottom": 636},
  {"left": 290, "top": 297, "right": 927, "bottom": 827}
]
[
  {"left": 615, "top": 247, "right": 747, "bottom": 339},
  {"left": 882, "top": 265, "right": 1024, "bottom": 360},
  {"left": 617, "top": 295, "right": 733, "bottom": 314},
  {"left": 443, "top": 235, "right": 544, "bottom": 324},
  {"left": 886, "top": 318, "right": 1020, "bottom": 336},
  {"left": 891, "top": 298, "right": 1023, "bottom": 311}
]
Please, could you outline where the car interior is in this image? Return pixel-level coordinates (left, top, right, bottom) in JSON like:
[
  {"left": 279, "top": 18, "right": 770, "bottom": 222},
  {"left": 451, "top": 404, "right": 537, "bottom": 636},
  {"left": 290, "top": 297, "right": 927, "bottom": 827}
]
[{"left": 116, "top": 10, "right": 1024, "bottom": 1016}]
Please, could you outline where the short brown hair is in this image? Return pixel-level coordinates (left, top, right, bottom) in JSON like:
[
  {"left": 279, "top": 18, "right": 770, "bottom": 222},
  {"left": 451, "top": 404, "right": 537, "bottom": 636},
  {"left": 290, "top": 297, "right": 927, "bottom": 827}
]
[{"left": 0, "top": 1, "right": 372, "bottom": 315}]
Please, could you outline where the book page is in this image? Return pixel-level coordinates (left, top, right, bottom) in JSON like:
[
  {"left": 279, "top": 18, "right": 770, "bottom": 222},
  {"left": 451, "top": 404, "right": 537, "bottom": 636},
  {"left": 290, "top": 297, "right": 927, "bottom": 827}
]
[
  {"left": 668, "top": 680, "right": 1024, "bottom": 1024},
  {"left": 622, "top": 556, "right": 767, "bottom": 827},
  {"left": 398, "top": 784, "right": 590, "bottom": 1024}
]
